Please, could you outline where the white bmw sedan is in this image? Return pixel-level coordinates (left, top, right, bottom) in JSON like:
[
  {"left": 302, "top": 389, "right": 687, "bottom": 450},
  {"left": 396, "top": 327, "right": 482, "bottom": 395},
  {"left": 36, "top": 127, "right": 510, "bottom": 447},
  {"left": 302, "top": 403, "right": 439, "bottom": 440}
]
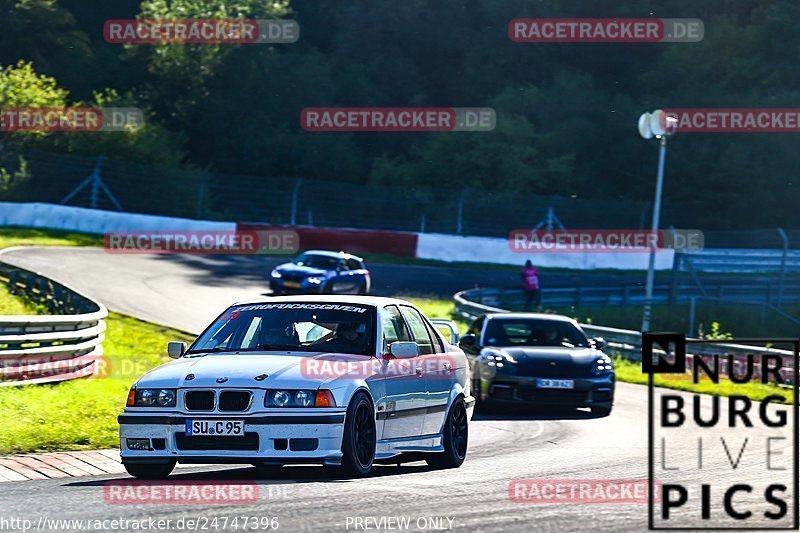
[{"left": 119, "top": 296, "right": 473, "bottom": 478}]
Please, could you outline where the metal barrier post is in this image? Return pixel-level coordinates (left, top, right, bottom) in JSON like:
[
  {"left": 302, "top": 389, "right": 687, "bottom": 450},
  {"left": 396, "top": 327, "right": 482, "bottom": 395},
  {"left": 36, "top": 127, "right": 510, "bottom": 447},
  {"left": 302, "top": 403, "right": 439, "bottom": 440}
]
[
  {"left": 456, "top": 189, "right": 466, "bottom": 234},
  {"left": 777, "top": 227, "right": 789, "bottom": 308},
  {"left": 669, "top": 251, "right": 681, "bottom": 305},
  {"left": 290, "top": 178, "right": 304, "bottom": 226}
]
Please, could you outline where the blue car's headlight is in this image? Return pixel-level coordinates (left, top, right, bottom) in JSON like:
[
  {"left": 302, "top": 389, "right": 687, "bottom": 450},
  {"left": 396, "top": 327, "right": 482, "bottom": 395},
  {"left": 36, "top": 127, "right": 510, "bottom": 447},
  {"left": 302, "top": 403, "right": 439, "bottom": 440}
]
[
  {"left": 591, "top": 355, "right": 614, "bottom": 375},
  {"left": 306, "top": 276, "right": 325, "bottom": 284},
  {"left": 271, "top": 270, "right": 282, "bottom": 278}
]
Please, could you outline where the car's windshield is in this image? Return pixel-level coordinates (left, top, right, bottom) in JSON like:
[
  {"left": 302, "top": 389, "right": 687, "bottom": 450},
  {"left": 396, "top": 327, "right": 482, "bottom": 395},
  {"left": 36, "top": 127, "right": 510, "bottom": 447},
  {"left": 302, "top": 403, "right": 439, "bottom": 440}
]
[
  {"left": 483, "top": 319, "right": 589, "bottom": 348},
  {"left": 293, "top": 253, "right": 339, "bottom": 270},
  {"left": 188, "top": 302, "right": 376, "bottom": 356}
]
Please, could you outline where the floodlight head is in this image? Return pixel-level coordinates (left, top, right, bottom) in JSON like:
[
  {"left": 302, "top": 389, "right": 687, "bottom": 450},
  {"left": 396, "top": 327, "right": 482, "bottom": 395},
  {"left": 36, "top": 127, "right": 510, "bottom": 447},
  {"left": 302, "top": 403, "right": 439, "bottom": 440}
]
[
  {"left": 650, "top": 110, "right": 667, "bottom": 136},
  {"left": 638, "top": 112, "right": 654, "bottom": 139}
]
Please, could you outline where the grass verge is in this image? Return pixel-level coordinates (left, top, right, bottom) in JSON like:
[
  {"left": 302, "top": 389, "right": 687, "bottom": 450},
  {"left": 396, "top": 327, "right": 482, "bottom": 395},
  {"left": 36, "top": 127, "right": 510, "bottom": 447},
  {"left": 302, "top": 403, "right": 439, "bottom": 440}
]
[
  {"left": 613, "top": 357, "right": 794, "bottom": 404},
  {"left": 0, "top": 227, "right": 101, "bottom": 250},
  {"left": 0, "top": 313, "right": 192, "bottom": 455},
  {"left": 0, "top": 283, "right": 47, "bottom": 315}
]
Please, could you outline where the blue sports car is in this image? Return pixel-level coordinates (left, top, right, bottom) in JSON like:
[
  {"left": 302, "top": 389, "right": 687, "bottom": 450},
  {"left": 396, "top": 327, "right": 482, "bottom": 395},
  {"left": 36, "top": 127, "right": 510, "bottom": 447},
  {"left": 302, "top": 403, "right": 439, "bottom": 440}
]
[{"left": 270, "top": 250, "right": 371, "bottom": 295}]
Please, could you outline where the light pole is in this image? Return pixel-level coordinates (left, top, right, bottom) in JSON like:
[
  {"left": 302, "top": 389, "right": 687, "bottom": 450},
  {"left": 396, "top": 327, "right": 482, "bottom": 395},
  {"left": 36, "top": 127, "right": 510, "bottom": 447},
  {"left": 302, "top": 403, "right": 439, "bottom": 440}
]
[{"left": 638, "top": 110, "right": 676, "bottom": 332}]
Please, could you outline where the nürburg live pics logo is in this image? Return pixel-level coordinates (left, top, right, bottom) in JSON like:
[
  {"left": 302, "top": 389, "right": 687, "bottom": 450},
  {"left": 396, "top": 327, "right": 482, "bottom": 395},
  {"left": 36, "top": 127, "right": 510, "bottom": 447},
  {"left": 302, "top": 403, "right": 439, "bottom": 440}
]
[{"left": 644, "top": 333, "right": 799, "bottom": 530}]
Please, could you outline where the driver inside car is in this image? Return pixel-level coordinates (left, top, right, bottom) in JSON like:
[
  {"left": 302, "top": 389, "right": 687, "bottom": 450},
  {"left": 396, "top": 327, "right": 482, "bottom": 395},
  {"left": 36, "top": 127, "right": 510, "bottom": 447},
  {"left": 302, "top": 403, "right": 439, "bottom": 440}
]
[
  {"left": 534, "top": 323, "right": 560, "bottom": 346},
  {"left": 328, "top": 322, "right": 368, "bottom": 353},
  {"left": 257, "top": 320, "right": 300, "bottom": 348}
]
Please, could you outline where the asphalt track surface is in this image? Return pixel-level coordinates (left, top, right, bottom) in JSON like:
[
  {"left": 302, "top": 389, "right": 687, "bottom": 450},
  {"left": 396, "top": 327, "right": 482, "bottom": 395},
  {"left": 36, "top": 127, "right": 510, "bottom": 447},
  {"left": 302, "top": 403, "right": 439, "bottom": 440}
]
[
  {"left": 0, "top": 247, "right": 794, "bottom": 532},
  {"left": 0, "top": 246, "right": 658, "bottom": 334}
]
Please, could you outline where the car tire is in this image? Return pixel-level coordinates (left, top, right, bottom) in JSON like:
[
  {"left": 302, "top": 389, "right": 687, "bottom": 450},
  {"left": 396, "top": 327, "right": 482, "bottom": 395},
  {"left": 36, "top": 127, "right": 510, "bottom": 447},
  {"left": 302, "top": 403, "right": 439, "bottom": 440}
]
[
  {"left": 322, "top": 282, "right": 334, "bottom": 294},
  {"left": 426, "top": 396, "right": 468, "bottom": 469},
  {"left": 357, "top": 281, "right": 368, "bottom": 295},
  {"left": 123, "top": 460, "right": 176, "bottom": 479},
  {"left": 591, "top": 404, "right": 613, "bottom": 417},
  {"left": 340, "top": 392, "right": 376, "bottom": 477}
]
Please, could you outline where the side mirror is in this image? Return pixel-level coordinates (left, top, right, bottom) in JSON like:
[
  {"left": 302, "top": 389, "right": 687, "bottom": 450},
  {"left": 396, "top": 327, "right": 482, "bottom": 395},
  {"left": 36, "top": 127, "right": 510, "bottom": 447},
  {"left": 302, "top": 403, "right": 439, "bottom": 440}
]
[
  {"left": 592, "top": 337, "right": 607, "bottom": 349},
  {"left": 459, "top": 333, "right": 477, "bottom": 347},
  {"left": 388, "top": 341, "right": 419, "bottom": 359},
  {"left": 167, "top": 341, "right": 187, "bottom": 359}
]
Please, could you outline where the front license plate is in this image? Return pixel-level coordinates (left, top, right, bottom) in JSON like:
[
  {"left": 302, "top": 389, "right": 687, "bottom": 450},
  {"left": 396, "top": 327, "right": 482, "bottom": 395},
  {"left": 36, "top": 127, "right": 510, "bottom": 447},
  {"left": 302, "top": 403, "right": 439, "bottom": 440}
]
[
  {"left": 185, "top": 420, "right": 244, "bottom": 437},
  {"left": 283, "top": 281, "right": 300, "bottom": 288},
  {"left": 536, "top": 379, "right": 575, "bottom": 389}
]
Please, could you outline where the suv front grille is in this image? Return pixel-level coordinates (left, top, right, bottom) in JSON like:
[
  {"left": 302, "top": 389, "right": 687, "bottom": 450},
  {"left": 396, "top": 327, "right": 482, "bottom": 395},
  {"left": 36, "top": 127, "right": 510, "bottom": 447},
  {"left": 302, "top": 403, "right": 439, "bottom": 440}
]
[
  {"left": 185, "top": 390, "right": 215, "bottom": 411},
  {"left": 219, "top": 391, "right": 251, "bottom": 412}
]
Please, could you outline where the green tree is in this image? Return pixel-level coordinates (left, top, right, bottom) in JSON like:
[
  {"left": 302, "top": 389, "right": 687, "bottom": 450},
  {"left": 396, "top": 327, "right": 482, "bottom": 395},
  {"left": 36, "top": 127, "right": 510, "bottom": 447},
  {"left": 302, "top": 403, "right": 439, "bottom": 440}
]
[
  {"left": 0, "top": 0, "right": 89, "bottom": 72},
  {"left": 130, "top": 0, "right": 291, "bottom": 121},
  {"left": 0, "top": 60, "right": 68, "bottom": 143}
]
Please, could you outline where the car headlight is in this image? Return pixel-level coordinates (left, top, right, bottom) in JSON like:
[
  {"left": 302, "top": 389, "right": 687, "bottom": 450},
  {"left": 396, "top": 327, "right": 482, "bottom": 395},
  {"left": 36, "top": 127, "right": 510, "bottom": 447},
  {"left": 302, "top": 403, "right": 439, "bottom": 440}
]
[
  {"left": 295, "top": 390, "right": 314, "bottom": 407},
  {"left": 306, "top": 276, "right": 325, "bottom": 284},
  {"left": 126, "top": 388, "right": 177, "bottom": 407},
  {"left": 265, "top": 389, "right": 335, "bottom": 407},
  {"left": 271, "top": 270, "right": 282, "bottom": 278},
  {"left": 480, "top": 349, "right": 516, "bottom": 374},
  {"left": 591, "top": 355, "right": 614, "bottom": 375}
]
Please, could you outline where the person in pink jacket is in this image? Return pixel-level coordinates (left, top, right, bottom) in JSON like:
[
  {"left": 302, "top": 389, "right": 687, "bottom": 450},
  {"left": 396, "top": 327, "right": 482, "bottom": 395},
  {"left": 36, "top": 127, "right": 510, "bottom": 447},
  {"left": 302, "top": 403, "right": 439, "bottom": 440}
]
[{"left": 521, "top": 260, "right": 541, "bottom": 310}]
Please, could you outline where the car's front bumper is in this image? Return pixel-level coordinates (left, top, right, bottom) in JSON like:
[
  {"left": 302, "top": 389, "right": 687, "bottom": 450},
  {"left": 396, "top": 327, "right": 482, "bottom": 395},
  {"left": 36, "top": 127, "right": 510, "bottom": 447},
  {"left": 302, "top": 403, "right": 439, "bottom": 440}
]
[
  {"left": 269, "top": 279, "right": 326, "bottom": 294},
  {"left": 119, "top": 411, "right": 347, "bottom": 465},
  {"left": 477, "top": 374, "right": 615, "bottom": 407}
]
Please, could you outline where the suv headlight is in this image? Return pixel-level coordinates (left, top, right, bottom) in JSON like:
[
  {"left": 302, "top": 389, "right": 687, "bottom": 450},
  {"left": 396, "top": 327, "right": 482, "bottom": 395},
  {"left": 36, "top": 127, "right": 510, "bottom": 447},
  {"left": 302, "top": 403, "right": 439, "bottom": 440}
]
[
  {"left": 591, "top": 355, "right": 614, "bottom": 375},
  {"left": 480, "top": 349, "right": 516, "bottom": 374},
  {"left": 306, "top": 276, "right": 325, "bottom": 284},
  {"left": 126, "top": 388, "right": 177, "bottom": 407}
]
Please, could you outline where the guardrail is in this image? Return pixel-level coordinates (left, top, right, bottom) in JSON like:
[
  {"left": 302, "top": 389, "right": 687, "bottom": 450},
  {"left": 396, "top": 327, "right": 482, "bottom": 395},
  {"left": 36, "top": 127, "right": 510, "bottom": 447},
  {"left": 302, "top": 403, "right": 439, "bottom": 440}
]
[
  {"left": 453, "top": 288, "right": 797, "bottom": 383},
  {"left": 676, "top": 248, "right": 800, "bottom": 275},
  {"left": 0, "top": 257, "right": 107, "bottom": 386},
  {"left": 455, "top": 284, "right": 800, "bottom": 311}
]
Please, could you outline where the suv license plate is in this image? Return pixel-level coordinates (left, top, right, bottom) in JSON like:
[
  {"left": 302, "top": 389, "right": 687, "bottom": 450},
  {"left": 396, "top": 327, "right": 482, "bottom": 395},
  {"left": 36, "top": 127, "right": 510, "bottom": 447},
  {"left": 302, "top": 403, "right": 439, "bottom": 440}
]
[{"left": 536, "top": 379, "right": 575, "bottom": 389}]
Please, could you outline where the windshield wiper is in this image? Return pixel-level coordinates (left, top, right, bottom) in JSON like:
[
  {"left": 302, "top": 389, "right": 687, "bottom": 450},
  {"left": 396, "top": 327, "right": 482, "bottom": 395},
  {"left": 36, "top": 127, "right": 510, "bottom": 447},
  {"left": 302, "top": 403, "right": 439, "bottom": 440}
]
[
  {"left": 185, "top": 347, "right": 233, "bottom": 355},
  {"left": 251, "top": 344, "right": 312, "bottom": 351}
]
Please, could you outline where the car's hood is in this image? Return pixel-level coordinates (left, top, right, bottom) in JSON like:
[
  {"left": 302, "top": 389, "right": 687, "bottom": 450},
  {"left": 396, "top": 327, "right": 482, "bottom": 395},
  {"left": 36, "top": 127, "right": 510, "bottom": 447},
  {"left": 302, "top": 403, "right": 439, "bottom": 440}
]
[
  {"left": 487, "top": 346, "right": 603, "bottom": 376},
  {"left": 275, "top": 263, "right": 328, "bottom": 277},
  {"left": 135, "top": 351, "right": 377, "bottom": 389}
]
